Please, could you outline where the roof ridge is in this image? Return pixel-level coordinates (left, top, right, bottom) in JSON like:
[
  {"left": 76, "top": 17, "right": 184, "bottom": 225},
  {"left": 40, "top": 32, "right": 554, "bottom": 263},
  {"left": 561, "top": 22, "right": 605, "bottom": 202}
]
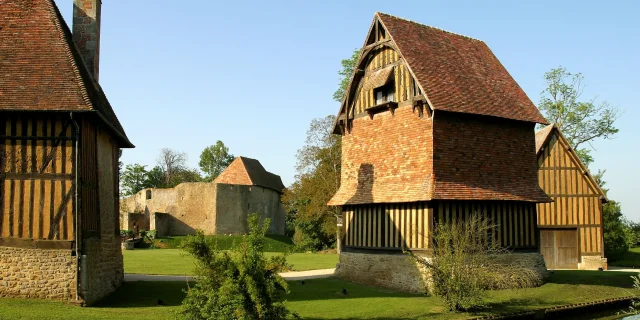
[{"left": 375, "top": 12, "right": 484, "bottom": 43}]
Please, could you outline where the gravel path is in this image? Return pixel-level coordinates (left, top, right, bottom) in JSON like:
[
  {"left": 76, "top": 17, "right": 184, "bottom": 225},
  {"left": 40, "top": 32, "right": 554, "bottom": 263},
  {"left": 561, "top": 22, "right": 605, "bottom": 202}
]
[{"left": 124, "top": 268, "right": 336, "bottom": 282}]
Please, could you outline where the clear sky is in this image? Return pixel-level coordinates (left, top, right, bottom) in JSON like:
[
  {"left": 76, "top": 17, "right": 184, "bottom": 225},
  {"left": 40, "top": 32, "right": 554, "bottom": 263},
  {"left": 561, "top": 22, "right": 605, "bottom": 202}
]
[{"left": 54, "top": 1, "right": 639, "bottom": 219}]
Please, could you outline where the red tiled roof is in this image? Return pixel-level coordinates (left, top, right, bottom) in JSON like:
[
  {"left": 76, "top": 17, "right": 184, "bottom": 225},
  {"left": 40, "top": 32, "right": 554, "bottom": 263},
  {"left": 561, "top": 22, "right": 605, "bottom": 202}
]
[
  {"left": 377, "top": 13, "right": 548, "bottom": 125},
  {"left": 214, "top": 157, "right": 285, "bottom": 193},
  {"left": 0, "top": 0, "right": 133, "bottom": 147}
]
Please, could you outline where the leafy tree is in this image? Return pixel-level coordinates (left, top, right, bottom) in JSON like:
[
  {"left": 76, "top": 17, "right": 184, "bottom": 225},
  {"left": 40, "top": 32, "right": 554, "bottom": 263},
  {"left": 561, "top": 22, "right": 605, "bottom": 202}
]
[
  {"left": 166, "top": 167, "right": 203, "bottom": 188},
  {"left": 413, "top": 216, "right": 540, "bottom": 311},
  {"left": 539, "top": 67, "right": 621, "bottom": 166},
  {"left": 157, "top": 148, "right": 188, "bottom": 185},
  {"left": 603, "top": 200, "right": 629, "bottom": 261},
  {"left": 180, "top": 214, "right": 291, "bottom": 320},
  {"left": 146, "top": 166, "right": 166, "bottom": 189},
  {"left": 332, "top": 48, "right": 360, "bottom": 102},
  {"left": 283, "top": 116, "right": 341, "bottom": 251},
  {"left": 199, "top": 141, "right": 235, "bottom": 181},
  {"left": 120, "top": 163, "right": 150, "bottom": 196}
]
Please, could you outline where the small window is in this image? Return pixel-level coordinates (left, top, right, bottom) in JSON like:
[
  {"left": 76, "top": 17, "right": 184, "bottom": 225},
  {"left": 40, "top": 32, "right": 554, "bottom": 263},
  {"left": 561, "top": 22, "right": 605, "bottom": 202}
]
[
  {"left": 146, "top": 190, "right": 152, "bottom": 200},
  {"left": 374, "top": 84, "right": 395, "bottom": 105}
]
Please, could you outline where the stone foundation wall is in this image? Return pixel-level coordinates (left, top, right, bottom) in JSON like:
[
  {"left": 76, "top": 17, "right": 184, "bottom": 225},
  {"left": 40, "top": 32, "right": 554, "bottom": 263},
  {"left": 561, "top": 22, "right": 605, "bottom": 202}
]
[
  {"left": 336, "top": 251, "right": 549, "bottom": 294},
  {"left": 0, "top": 246, "right": 76, "bottom": 300},
  {"left": 579, "top": 255, "right": 608, "bottom": 270},
  {"left": 336, "top": 251, "right": 428, "bottom": 293},
  {"left": 81, "top": 237, "right": 123, "bottom": 305}
]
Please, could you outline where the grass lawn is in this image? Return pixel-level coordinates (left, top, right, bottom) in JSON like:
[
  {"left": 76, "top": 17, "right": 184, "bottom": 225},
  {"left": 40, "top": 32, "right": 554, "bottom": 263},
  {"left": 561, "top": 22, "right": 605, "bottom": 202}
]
[
  {"left": 609, "top": 247, "right": 640, "bottom": 269},
  {"left": 152, "top": 234, "right": 294, "bottom": 252},
  {"left": 0, "top": 271, "right": 635, "bottom": 320},
  {"left": 123, "top": 249, "right": 338, "bottom": 275}
]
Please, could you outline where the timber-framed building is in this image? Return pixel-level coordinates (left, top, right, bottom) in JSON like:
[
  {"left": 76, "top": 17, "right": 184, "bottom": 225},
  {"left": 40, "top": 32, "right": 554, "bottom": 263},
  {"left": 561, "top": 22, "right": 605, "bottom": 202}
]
[
  {"left": 535, "top": 125, "right": 608, "bottom": 270},
  {"left": 329, "top": 13, "right": 551, "bottom": 292},
  {"left": 0, "top": 0, "right": 133, "bottom": 304}
]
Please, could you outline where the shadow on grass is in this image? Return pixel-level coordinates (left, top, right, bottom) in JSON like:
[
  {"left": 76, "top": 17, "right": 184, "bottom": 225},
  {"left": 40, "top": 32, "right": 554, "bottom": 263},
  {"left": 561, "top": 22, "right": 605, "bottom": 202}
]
[
  {"left": 547, "top": 270, "right": 635, "bottom": 288},
  {"left": 94, "top": 278, "right": 420, "bottom": 309},
  {"left": 285, "top": 278, "right": 422, "bottom": 303},
  {"left": 610, "top": 249, "right": 640, "bottom": 268},
  {"left": 467, "top": 297, "right": 557, "bottom": 317},
  {"left": 93, "top": 281, "right": 189, "bottom": 308}
]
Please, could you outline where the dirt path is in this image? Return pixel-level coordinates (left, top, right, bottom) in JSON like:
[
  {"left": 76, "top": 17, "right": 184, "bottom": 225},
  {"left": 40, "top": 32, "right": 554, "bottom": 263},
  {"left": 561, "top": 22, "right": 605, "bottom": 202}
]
[{"left": 124, "top": 268, "right": 336, "bottom": 282}]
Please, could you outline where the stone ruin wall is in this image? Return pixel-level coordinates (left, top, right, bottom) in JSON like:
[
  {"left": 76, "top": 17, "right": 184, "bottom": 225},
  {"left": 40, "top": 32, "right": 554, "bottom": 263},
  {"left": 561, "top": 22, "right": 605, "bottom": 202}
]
[{"left": 120, "top": 182, "right": 285, "bottom": 236}]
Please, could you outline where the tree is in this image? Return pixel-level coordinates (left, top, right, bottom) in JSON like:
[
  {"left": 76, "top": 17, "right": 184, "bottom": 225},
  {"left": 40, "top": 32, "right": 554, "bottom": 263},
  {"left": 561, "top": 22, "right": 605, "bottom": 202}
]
[
  {"left": 539, "top": 67, "right": 621, "bottom": 166},
  {"left": 145, "top": 166, "right": 166, "bottom": 189},
  {"left": 603, "top": 200, "right": 629, "bottom": 261},
  {"left": 120, "top": 163, "right": 150, "bottom": 196},
  {"left": 332, "top": 48, "right": 360, "bottom": 102},
  {"left": 157, "top": 148, "right": 187, "bottom": 185},
  {"left": 283, "top": 116, "right": 341, "bottom": 251},
  {"left": 199, "top": 141, "right": 235, "bottom": 181},
  {"left": 166, "top": 167, "right": 203, "bottom": 188},
  {"left": 413, "top": 216, "right": 540, "bottom": 311},
  {"left": 180, "top": 214, "right": 291, "bottom": 319}
]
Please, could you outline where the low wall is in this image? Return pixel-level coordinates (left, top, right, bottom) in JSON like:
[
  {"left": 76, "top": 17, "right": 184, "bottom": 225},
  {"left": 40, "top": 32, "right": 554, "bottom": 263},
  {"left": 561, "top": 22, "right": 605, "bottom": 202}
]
[
  {"left": 579, "top": 255, "right": 608, "bottom": 270},
  {"left": 336, "top": 251, "right": 549, "bottom": 294},
  {"left": 0, "top": 246, "right": 76, "bottom": 300},
  {"left": 335, "top": 251, "right": 428, "bottom": 293}
]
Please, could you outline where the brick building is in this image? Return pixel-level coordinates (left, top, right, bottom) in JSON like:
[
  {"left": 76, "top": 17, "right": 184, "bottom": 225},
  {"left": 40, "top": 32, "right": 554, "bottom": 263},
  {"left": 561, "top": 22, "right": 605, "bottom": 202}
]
[
  {"left": 0, "top": 0, "right": 133, "bottom": 304},
  {"left": 329, "top": 13, "right": 551, "bottom": 292}
]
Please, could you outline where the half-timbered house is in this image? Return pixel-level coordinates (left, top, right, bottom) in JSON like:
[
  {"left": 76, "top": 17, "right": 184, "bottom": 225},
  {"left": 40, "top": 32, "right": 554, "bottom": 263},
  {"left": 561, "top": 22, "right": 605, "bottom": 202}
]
[
  {"left": 535, "top": 125, "right": 607, "bottom": 270},
  {"left": 0, "top": 0, "right": 133, "bottom": 304},
  {"left": 329, "top": 13, "right": 551, "bottom": 292}
]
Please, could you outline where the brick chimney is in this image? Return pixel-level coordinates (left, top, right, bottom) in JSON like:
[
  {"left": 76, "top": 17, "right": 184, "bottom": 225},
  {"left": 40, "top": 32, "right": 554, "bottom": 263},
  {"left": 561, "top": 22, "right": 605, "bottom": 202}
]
[{"left": 72, "top": 0, "right": 101, "bottom": 81}]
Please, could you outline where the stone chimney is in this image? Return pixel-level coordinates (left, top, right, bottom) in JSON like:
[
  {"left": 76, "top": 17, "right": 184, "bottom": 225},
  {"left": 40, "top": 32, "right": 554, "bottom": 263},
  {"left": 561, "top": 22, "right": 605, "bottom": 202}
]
[{"left": 72, "top": 0, "right": 101, "bottom": 81}]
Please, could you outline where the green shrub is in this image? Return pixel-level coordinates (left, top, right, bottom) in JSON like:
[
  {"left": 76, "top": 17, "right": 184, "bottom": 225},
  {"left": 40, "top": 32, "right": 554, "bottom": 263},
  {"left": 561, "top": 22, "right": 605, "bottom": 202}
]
[
  {"left": 292, "top": 216, "right": 334, "bottom": 252},
  {"left": 120, "top": 230, "right": 134, "bottom": 240},
  {"left": 179, "top": 214, "right": 292, "bottom": 319},
  {"left": 413, "top": 215, "right": 539, "bottom": 311},
  {"left": 604, "top": 200, "right": 630, "bottom": 261}
]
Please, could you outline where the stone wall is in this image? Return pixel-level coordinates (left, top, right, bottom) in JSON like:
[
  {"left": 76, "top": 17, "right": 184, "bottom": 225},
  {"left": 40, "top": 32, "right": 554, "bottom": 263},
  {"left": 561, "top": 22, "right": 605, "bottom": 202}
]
[
  {"left": 335, "top": 251, "right": 428, "bottom": 293},
  {"left": 336, "top": 251, "right": 549, "bottom": 294},
  {"left": 579, "top": 255, "right": 608, "bottom": 270},
  {"left": 215, "top": 184, "right": 285, "bottom": 235},
  {"left": 0, "top": 246, "right": 76, "bottom": 300},
  {"left": 121, "top": 181, "right": 285, "bottom": 236},
  {"left": 120, "top": 182, "right": 217, "bottom": 235}
]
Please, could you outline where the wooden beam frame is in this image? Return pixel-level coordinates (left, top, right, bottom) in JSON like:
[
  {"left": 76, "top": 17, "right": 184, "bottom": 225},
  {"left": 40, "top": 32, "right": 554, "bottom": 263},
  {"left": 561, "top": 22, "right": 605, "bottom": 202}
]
[{"left": 0, "top": 237, "right": 74, "bottom": 250}]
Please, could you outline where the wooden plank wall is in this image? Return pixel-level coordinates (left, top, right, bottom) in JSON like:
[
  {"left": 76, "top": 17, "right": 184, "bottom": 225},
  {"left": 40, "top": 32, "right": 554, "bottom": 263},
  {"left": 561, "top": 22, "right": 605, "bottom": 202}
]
[
  {"left": 537, "top": 131, "right": 603, "bottom": 255},
  {"left": 0, "top": 114, "right": 75, "bottom": 240},
  {"left": 435, "top": 201, "right": 538, "bottom": 249},
  {"left": 80, "top": 118, "right": 99, "bottom": 236},
  {"left": 343, "top": 202, "right": 431, "bottom": 250},
  {"left": 352, "top": 48, "right": 420, "bottom": 115}
]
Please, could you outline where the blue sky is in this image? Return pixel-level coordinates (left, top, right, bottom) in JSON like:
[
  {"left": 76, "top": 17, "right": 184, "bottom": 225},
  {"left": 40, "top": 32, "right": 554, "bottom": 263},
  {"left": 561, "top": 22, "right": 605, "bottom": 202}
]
[{"left": 54, "top": 1, "right": 639, "bottom": 219}]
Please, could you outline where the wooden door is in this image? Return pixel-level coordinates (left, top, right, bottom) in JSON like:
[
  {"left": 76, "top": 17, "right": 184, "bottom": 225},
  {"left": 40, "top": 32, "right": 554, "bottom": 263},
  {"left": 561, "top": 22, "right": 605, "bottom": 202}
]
[{"left": 540, "top": 229, "right": 578, "bottom": 269}]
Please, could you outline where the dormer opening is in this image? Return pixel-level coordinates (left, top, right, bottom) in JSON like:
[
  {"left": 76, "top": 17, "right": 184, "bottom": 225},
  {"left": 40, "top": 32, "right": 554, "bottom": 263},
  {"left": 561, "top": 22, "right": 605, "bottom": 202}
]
[{"left": 374, "top": 84, "right": 395, "bottom": 105}]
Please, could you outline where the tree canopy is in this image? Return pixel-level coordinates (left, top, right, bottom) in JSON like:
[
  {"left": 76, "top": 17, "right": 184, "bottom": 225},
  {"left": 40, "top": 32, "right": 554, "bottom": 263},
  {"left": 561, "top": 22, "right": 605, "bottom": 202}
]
[
  {"left": 539, "top": 67, "right": 621, "bottom": 166},
  {"left": 199, "top": 141, "right": 235, "bottom": 181},
  {"left": 332, "top": 48, "right": 360, "bottom": 103},
  {"left": 283, "top": 115, "right": 341, "bottom": 251}
]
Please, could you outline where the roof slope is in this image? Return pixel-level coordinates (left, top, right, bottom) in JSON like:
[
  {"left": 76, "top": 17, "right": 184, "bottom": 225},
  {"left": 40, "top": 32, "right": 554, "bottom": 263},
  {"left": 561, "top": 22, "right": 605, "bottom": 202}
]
[
  {"left": 535, "top": 124, "right": 555, "bottom": 153},
  {"left": 376, "top": 13, "right": 547, "bottom": 124},
  {"left": 0, "top": 0, "right": 133, "bottom": 147},
  {"left": 214, "top": 157, "right": 285, "bottom": 193}
]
